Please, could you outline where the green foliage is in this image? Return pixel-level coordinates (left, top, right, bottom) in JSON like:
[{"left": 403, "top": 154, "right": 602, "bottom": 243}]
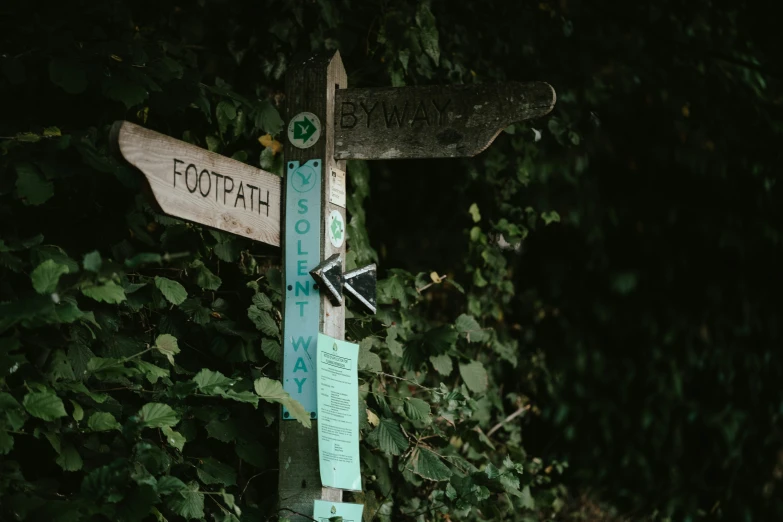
[{"left": 2, "top": 0, "right": 779, "bottom": 521}]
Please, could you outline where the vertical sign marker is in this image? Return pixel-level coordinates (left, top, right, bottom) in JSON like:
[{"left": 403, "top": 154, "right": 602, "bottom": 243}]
[
  {"left": 283, "top": 160, "right": 322, "bottom": 417},
  {"left": 280, "top": 51, "right": 348, "bottom": 518}
]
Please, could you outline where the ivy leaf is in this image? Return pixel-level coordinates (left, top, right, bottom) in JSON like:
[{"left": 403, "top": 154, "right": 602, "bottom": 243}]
[
  {"left": 261, "top": 338, "right": 281, "bottom": 363},
  {"left": 236, "top": 440, "right": 266, "bottom": 467},
  {"left": 135, "top": 360, "right": 169, "bottom": 383},
  {"left": 205, "top": 419, "right": 238, "bottom": 442},
  {"left": 248, "top": 307, "right": 279, "bottom": 337},
  {"left": 520, "top": 485, "right": 535, "bottom": 509},
  {"left": 541, "top": 211, "right": 561, "bottom": 225},
  {"left": 359, "top": 339, "right": 382, "bottom": 372},
  {"left": 103, "top": 78, "right": 148, "bottom": 108},
  {"left": 429, "top": 354, "right": 453, "bottom": 376},
  {"left": 138, "top": 403, "right": 179, "bottom": 428},
  {"left": 191, "top": 260, "right": 222, "bottom": 290},
  {"left": 459, "top": 361, "right": 488, "bottom": 394},
  {"left": 55, "top": 443, "right": 83, "bottom": 471},
  {"left": 49, "top": 58, "right": 88, "bottom": 94},
  {"left": 193, "top": 369, "right": 234, "bottom": 392},
  {"left": 216, "top": 101, "right": 237, "bottom": 134},
  {"left": 155, "top": 276, "right": 187, "bottom": 305},
  {"left": 416, "top": 3, "right": 440, "bottom": 66},
  {"left": 0, "top": 431, "right": 13, "bottom": 455},
  {"left": 403, "top": 398, "right": 431, "bottom": 422},
  {"left": 154, "top": 333, "right": 180, "bottom": 365},
  {"left": 31, "top": 259, "right": 69, "bottom": 294},
  {"left": 83, "top": 251, "right": 102, "bottom": 272},
  {"left": 16, "top": 163, "right": 54, "bottom": 206},
  {"left": 455, "top": 314, "right": 490, "bottom": 343},
  {"left": 70, "top": 400, "right": 84, "bottom": 422},
  {"left": 0, "top": 393, "right": 26, "bottom": 430},
  {"left": 156, "top": 475, "right": 188, "bottom": 496},
  {"left": 254, "top": 100, "right": 284, "bottom": 135},
  {"left": 374, "top": 418, "right": 408, "bottom": 456},
  {"left": 166, "top": 482, "right": 205, "bottom": 520},
  {"left": 468, "top": 203, "right": 481, "bottom": 223},
  {"left": 162, "top": 426, "right": 186, "bottom": 451},
  {"left": 252, "top": 293, "right": 273, "bottom": 311},
  {"left": 197, "top": 457, "right": 236, "bottom": 486},
  {"left": 23, "top": 390, "right": 67, "bottom": 421},
  {"left": 87, "top": 411, "right": 121, "bottom": 431},
  {"left": 82, "top": 281, "right": 126, "bottom": 303},
  {"left": 253, "top": 377, "right": 311, "bottom": 428},
  {"left": 410, "top": 447, "right": 451, "bottom": 481}
]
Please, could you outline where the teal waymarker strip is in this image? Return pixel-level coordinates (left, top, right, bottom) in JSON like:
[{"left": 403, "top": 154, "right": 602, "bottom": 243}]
[
  {"left": 313, "top": 500, "right": 364, "bottom": 522},
  {"left": 282, "top": 160, "right": 322, "bottom": 419},
  {"left": 317, "top": 333, "right": 362, "bottom": 490}
]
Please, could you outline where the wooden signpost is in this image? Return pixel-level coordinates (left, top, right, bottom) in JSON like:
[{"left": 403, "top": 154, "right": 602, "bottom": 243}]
[{"left": 112, "top": 50, "right": 555, "bottom": 521}]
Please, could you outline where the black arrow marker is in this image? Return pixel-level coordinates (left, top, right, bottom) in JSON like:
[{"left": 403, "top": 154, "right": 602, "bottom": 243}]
[
  {"left": 343, "top": 264, "right": 377, "bottom": 315},
  {"left": 309, "top": 253, "right": 343, "bottom": 305},
  {"left": 309, "top": 255, "right": 377, "bottom": 314}
]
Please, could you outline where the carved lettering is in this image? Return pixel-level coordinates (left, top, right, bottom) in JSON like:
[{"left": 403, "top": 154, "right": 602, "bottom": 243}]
[
  {"left": 234, "top": 181, "right": 246, "bottom": 209},
  {"left": 340, "top": 98, "right": 452, "bottom": 128},
  {"left": 431, "top": 99, "right": 451, "bottom": 125},
  {"left": 198, "top": 169, "right": 211, "bottom": 197},
  {"left": 173, "top": 158, "right": 184, "bottom": 187},
  {"left": 258, "top": 189, "right": 269, "bottom": 216},
  {"left": 340, "top": 102, "right": 356, "bottom": 129},
  {"left": 411, "top": 100, "right": 428, "bottom": 126},
  {"left": 247, "top": 184, "right": 257, "bottom": 212},
  {"left": 383, "top": 101, "right": 408, "bottom": 127},
  {"left": 185, "top": 164, "right": 198, "bottom": 193},
  {"left": 223, "top": 175, "right": 234, "bottom": 205},
  {"left": 210, "top": 171, "right": 223, "bottom": 202},
  {"left": 360, "top": 101, "right": 378, "bottom": 128}
]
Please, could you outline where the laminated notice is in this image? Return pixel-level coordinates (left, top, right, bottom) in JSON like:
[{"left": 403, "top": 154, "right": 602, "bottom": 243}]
[
  {"left": 317, "top": 333, "right": 361, "bottom": 491},
  {"left": 313, "top": 500, "right": 364, "bottom": 522}
]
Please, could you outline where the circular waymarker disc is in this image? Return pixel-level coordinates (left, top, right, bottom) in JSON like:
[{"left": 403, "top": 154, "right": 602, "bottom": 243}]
[
  {"left": 287, "top": 111, "right": 321, "bottom": 149},
  {"left": 328, "top": 210, "right": 345, "bottom": 248}
]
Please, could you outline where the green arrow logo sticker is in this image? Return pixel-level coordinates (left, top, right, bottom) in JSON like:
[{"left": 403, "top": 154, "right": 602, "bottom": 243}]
[
  {"left": 287, "top": 111, "right": 322, "bottom": 149},
  {"left": 328, "top": 210, "right": 345, "bottom": 249}
]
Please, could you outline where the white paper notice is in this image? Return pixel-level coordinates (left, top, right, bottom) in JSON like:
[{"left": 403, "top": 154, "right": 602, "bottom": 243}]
[
  {"left": 329, "top": 167, "right": 346, "bottom": 208},
  {"left": 317, "top": 333, "right": 361, "bottom": 491}
]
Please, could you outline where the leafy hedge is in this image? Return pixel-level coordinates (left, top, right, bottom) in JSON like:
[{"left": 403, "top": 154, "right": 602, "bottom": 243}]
[
  {"left": 4, "top": 1, "right": 781, "bottom": 521},
  {"left": 0, "top": 1, "right": 566, "bottom": 521}
]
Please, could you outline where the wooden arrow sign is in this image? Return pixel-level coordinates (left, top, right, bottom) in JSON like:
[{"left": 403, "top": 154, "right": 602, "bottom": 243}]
[
  {"left": 334, "top": 81, "right": 555, "bottom": 160},
  {"left": 111, "top": 121, "right": 282, "bottom": 246}
]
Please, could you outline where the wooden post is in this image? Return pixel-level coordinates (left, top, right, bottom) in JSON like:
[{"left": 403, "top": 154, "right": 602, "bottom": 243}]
[{"left": 279, "top": 51, "right": 346, "bottom": 519}]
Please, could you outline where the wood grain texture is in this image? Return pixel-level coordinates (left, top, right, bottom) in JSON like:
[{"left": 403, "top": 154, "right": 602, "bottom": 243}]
[
  {"left": 279, "top": 51, "right": 346, "bottom": 519},
  {"left": 334, "top": 81, "right": 556, "bottom": 159},
  {"left": 111, "top": 121, "right": 282, "bottom": 246}
]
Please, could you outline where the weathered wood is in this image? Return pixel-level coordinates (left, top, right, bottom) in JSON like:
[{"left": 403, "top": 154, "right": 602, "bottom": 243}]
[
  {"left": 279, "top": 51, "right": 346, "bottom": 519},
  {"left": 334, "top": 81, "right": 556, "bottom": 160},
  {"left": 111, "top": 121, "right": 281, "bottom": 246}
]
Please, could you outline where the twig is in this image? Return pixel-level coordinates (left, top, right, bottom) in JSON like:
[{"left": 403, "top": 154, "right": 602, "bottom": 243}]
[
  {"left": 416, "top": 274, "right": 447, "bottom": 294},
  {"left": 272, "top": 507, "right": 318, "bottom": 522},
  {"left": 239, "top": 468, "right": 278, "bottom": 501},
  {"left": 487, "top": 404, "right": 530, "bottom": 438}
]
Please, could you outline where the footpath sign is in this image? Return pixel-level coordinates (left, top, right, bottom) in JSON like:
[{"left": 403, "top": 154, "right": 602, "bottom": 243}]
[
  {"left": 113, "top": 50, "right": 555, "bottom": 521},
  {"left": 111, "top": 121, "right": 281, "bottom": 246}
]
